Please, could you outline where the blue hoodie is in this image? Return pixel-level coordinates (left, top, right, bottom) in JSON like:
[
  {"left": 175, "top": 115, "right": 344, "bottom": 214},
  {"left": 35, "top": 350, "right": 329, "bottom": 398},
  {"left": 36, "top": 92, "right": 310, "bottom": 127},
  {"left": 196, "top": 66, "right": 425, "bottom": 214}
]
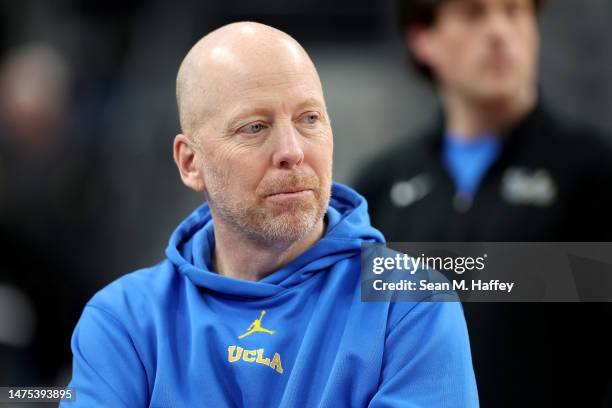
[{"left": 63, "top": 183, "right": 478, "bottom": 407}]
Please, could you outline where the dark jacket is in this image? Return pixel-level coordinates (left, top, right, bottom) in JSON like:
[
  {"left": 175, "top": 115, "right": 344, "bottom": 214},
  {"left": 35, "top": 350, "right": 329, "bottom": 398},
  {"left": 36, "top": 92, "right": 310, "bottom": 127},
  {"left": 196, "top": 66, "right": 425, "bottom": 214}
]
[
  {"left": 356, "top": 103, "right": 612, "bottom": 242},
  {"left": 355, "top": 103, "right": 612, "bottom": 407}
]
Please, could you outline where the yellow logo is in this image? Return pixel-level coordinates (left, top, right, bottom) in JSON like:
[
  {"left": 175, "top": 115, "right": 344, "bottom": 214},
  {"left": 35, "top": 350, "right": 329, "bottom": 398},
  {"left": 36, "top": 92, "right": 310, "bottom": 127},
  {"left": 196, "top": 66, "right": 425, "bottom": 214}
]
[
  {"left": 227, "top": 346, "right": 284, "bottom": 374},
  {"left": 228, "top": 310, "right": 283, "bottom": 374},
  {"left": 238, "top": 310, "right": 275, "bottom": 339}
]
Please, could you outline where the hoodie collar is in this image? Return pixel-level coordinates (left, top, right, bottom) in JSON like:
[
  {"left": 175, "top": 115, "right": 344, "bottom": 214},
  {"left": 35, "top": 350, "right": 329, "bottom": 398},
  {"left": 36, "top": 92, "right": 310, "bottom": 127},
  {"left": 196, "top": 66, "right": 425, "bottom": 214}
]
[{"left": 165, "top": 182, "right": 384, "bottom": 299}]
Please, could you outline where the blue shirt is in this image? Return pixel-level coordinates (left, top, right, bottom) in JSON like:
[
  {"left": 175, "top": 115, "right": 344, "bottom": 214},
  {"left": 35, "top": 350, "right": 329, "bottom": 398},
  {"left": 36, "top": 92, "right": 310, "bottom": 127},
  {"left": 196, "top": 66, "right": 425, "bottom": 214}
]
[{"left": 443, "top": 132, "right": 502, "bottom": 196}]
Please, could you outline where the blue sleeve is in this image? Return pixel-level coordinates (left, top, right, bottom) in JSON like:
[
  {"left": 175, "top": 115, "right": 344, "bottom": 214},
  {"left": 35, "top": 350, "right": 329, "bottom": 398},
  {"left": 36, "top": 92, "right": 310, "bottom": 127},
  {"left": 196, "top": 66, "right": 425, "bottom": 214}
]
[
  {"left": 60, "top": 304, "right": 149, "bottom": 407},
  {"left": 369, "top": 299, "right": 479, "bottom": 408}
]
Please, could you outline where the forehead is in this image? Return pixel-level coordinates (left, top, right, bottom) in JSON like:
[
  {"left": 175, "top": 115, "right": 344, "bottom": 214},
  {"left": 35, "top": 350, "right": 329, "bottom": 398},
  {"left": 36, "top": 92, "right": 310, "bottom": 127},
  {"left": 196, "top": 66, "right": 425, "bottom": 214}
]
[
  {"left": 212, "top": 62, "right": 325, "bottom": 117},
  {"left": 442, "top": 0, "right": 533, "bottom": 12},
  {"left": 183, "top": 33, "right": 325, "bottom": 130}
]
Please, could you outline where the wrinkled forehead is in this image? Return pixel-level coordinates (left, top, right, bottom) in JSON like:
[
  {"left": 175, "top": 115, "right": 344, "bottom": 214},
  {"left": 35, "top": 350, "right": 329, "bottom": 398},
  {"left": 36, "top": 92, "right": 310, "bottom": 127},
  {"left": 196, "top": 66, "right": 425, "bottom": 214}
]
[
  {"left": 203, "top": 46, "right": 325, "bottom": 115},
  {"left": 439, "top": 0, "right": 536, "bottom": 14}
]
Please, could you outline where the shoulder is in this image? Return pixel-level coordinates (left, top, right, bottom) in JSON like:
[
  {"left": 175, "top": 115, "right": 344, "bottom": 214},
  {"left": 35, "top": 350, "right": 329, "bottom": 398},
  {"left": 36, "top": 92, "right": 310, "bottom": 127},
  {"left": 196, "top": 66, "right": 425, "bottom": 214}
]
[
  {"left": 66, "top": 266, "right": 175, "bottom": 407},
  {"left": 353, "top": 129, "right": 437, "bottom": 193},
  {"left": 539, "top": 107, "right": 612, "bottom": 163},
  {"left": 86, "top": 259, "right": 182, "bottom": 323}
]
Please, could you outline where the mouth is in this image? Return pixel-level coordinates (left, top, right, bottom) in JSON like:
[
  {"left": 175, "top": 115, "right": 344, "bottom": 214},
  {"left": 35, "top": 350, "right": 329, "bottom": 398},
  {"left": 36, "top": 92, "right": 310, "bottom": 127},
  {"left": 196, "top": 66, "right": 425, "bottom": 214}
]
[
  {"left": 483, "top": 54, "right": 513, "bottom": 71},
  {"left": 265, "top": 188, "right": 313, "bottom": 199}
]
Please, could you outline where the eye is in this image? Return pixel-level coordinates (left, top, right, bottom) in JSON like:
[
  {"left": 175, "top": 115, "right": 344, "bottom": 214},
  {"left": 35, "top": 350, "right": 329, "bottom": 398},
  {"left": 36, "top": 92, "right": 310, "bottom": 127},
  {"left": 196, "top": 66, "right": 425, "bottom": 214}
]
[
  {"left": 459, "top": 2, "right": 485, "bottom": 21},
  {"left": 238, "top": 122, "right": 267, "bottom": 135},
  {"left": 504, "top": 1, "right": 520, "bottom": 17},
  {"left": 301, "top": 112, "right": 319, "bottom": 125}
]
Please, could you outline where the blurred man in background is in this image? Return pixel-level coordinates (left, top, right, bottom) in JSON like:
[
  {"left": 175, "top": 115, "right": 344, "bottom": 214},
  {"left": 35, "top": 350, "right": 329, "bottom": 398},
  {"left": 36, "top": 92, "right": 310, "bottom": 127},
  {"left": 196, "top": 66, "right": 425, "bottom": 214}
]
[{"left": 356, "top": 0, "right": 612, "bottom": 406}]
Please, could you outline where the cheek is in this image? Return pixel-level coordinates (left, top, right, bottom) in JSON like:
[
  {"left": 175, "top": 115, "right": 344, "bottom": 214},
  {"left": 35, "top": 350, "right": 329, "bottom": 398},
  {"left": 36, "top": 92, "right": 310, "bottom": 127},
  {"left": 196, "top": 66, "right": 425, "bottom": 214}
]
[
  {"left": 306, "top": 137, "right": 333, "bottom": 180},
  {"left": 200, "top": 143, "right": 263, "bottom": 193},
  {"left": 432, "top": 32, "right": 478, "bottom": 75},
  {"left": 223, "top": 156, "right": 266, "bottom": 192},
  {"left": 517, "top": 27, "right": 539, "bottom": 69}
]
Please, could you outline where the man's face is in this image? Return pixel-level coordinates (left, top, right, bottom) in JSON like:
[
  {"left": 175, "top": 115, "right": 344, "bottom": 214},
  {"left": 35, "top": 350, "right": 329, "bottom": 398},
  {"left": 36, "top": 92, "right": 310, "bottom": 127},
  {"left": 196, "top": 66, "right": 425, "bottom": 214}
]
[
  {"left": 192, "top": 55, "right": 333, "bottom": 244},
  {"left": 419, "top": 0, "right": 539, "bottom": 103}
]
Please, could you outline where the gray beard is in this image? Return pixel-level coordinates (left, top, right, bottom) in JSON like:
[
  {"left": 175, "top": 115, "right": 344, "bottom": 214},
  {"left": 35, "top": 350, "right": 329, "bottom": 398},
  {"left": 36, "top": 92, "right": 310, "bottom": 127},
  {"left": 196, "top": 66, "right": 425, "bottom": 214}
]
[{"left": 205, "top": 176, "right": 331, "bottom": 246}]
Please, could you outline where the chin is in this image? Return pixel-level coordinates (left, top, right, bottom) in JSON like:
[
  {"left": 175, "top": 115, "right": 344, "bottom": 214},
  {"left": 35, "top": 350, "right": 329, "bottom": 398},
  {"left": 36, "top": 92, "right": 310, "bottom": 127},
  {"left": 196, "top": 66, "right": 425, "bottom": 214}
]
[
  {"left": 474, "top": 81, "right": 521, "bottom": 106},
  {"left": 261, "top": 218, "right": 318, "bottom": 243},
  {"left": 252, "top": 206, "right": 322, "bottom": 242}
]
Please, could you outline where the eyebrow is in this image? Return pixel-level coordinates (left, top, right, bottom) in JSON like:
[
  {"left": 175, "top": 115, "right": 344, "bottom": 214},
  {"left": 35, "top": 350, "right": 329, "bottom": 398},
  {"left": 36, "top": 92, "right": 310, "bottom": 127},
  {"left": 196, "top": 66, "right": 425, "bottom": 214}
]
[{"left": 294, "top": 97, "right": 325, "bottom": 112}]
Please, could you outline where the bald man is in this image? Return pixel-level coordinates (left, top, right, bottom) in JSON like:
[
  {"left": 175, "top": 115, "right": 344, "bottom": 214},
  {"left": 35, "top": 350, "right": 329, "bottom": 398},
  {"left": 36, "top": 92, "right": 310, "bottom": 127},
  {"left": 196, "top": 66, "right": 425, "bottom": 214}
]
[{"left": 62, "top": 23, "right": 478, "bottom": 407}]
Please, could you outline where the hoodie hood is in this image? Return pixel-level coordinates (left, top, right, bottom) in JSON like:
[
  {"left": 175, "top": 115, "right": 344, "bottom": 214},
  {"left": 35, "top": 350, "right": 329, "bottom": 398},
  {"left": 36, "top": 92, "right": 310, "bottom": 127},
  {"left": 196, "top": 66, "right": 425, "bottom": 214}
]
[{"left": 165, "top": 182, "right": 384, "bottom": 299}]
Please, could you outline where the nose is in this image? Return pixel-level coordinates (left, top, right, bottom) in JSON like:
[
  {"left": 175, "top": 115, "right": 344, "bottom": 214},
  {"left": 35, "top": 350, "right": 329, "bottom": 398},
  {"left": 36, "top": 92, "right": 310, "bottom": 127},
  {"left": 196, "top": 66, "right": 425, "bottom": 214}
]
[
  {"left": 271, "top": 124, "right": 304, "bottom": 169},
  {"left": 486, "top": 10, "right": 513, "bottom": 44}
]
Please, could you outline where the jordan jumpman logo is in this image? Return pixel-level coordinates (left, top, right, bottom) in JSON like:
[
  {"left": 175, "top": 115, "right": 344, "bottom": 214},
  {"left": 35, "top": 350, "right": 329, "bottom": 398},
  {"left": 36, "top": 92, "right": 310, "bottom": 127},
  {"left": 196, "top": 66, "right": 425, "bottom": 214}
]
[{"left": 238, "top": 310, "right": 275, "bottom": 339}]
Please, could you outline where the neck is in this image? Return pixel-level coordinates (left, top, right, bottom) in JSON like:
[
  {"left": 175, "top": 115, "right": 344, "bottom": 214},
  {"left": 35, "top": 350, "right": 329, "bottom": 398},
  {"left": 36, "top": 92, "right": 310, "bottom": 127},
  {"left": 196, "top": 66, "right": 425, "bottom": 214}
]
[
  {"left": 442, "top": 87, "right": 537, "bottom": 141},
  {"left": 211, "top": 217, "right": 326, "bottom": 282}
]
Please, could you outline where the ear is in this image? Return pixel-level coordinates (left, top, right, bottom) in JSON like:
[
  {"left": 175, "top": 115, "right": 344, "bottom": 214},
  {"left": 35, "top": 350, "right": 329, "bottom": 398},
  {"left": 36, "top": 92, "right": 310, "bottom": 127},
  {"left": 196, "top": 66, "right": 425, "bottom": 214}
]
[
  {"left": 406, "top": 25, "right": 434, "bottom": 66},
  {"left": 173, "top": 134, "right": 205, "bottom": 192}
]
